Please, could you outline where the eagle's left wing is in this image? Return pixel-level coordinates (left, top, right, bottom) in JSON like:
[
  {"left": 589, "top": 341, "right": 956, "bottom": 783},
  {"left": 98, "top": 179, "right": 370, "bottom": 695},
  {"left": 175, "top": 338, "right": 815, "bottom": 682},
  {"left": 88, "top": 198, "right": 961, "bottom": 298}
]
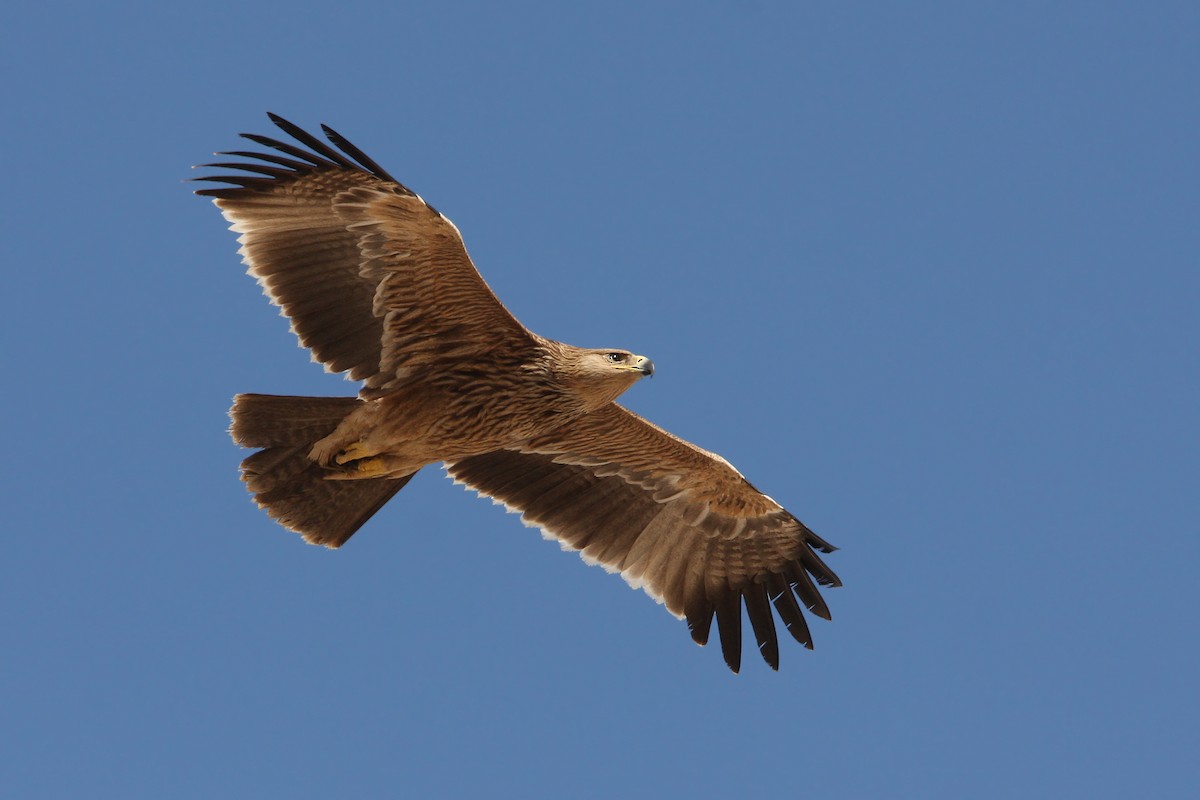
[{"left": 447, "top": 404, "right": 840, "bottom": 672}]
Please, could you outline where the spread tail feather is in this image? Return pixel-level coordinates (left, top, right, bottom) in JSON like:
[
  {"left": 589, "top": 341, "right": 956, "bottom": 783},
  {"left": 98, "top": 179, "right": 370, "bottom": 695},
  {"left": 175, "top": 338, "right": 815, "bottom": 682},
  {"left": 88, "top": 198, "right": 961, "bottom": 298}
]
[{"left": 229, "top": 394, "right": 414, "bottom": 547}]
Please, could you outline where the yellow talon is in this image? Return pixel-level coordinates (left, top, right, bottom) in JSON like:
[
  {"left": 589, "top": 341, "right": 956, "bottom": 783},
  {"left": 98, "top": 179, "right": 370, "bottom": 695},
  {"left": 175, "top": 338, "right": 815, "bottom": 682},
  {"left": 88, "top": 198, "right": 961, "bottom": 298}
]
[{"left": 334, "top": 440, "right": 376, "bottom": 465}]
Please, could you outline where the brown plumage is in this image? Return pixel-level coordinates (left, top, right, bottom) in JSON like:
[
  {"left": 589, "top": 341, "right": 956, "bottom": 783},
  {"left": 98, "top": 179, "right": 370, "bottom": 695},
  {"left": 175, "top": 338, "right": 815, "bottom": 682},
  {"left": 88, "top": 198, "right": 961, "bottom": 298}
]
[{"left": 196, "top": 114, "right": 841, "bottom": 672}]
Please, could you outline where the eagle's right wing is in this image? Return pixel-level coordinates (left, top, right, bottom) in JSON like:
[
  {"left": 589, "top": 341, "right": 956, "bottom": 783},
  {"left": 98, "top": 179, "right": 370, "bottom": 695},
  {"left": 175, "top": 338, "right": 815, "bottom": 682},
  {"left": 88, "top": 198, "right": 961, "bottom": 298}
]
[{"left": 195, "top": 114, "right": 538, "bottom": 391}]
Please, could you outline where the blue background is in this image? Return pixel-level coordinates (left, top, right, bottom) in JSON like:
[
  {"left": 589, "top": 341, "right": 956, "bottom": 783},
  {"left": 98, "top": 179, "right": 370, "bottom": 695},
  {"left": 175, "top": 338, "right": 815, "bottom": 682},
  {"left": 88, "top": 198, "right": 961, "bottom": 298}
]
[{"left": 3, "top": 2, "right": 1197, "bottom": 797}]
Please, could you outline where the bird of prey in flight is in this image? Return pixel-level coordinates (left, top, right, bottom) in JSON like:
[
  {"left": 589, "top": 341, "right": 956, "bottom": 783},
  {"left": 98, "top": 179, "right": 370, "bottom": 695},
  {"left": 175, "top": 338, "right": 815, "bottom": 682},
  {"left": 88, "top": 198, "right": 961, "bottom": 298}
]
[{"left": 195, "top": 114, "right": 840, "bottom": 672}]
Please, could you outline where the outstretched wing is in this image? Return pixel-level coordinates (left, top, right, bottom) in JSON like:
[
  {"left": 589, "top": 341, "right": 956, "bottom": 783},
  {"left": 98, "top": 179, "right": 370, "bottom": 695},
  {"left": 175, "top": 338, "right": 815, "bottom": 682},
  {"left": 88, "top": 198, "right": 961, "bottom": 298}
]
[
  {"left": 194, "top": 113, "right": 538, "bottom": 391},
  {"left": 447, "top": 404, "right": 840, "bottom": 672}
]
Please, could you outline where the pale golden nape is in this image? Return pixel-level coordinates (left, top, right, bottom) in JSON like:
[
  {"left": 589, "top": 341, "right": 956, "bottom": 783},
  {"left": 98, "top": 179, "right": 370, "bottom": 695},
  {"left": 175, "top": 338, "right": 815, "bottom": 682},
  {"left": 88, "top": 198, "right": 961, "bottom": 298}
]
[{"left": 199, "top": 114, "right": 840, "bottom": 673}]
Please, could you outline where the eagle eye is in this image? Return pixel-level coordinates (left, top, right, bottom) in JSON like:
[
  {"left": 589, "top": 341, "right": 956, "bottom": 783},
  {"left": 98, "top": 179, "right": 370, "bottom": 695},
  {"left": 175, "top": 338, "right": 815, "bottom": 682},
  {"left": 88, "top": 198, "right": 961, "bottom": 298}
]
[{"left": 607, "top": 352, "right": 624, "bottom": 363}]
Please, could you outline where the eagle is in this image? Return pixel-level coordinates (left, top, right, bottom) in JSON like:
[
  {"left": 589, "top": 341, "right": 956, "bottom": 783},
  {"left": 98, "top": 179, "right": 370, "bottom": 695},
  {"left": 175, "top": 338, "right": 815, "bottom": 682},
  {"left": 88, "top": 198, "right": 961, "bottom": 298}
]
[{"left": 195, "top": 114, "right": 841, "bottom": 672}]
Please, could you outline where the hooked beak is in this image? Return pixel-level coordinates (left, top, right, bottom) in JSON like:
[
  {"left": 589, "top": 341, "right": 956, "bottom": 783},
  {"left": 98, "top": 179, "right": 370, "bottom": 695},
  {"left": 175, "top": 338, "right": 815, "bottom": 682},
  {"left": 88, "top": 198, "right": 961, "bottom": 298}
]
[{"left": 634, "top": 355, "right": 655, "bottom": 377}]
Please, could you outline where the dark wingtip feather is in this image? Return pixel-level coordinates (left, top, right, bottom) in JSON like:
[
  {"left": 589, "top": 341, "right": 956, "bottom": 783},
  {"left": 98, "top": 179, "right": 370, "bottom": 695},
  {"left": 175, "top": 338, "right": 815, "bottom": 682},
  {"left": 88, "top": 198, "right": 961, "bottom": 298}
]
[
  {"left": 713, "top": 590, "right": 743, "bottom": 674},
  {"left": 320, "top": 123, "right": 401, "bottom": 184},
  {"left": 787, "top": 564, "right": 833, "bottom": 621},
  {"left": 684, "top": 567, "right": 714, "bottom": 646},
  {"left": 216, "top": 149, "right": 316, "bottom": 172},
  {"left": 743, "top": 584, "right": 780, "bottom": 670},
  {"left": 798, "top": 519, "right": 839, "bottom": 554},
  {"left": 194, "top": 187, "right": 248, "bottom": 199},
  {"left": 198, "top": 161, "right": 295, "bottom": 179},
  {"left": 266, "top": 113, "right": 356, "bottom": 169},
  {"left": 686, "top": 603, "right": 714, "bottom": 647},
  {"left": 766, "top": 574, "right": 814, "bottom": 648},
  {"left": 193, "top": 115, "right": 409, "bottom": 202},
  {"left": 237, "top": 132, "right": 335, "bottom": 168},
  {"left": 189, "top": 175, "right": 274, "bottom": 192}
]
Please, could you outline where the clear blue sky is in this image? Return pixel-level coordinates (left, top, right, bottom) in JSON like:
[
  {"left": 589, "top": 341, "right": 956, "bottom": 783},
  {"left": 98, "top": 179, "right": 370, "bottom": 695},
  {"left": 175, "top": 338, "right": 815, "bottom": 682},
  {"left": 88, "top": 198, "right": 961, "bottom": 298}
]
[{"left": 3, "top": 2, "right": 1196, "bottom": 797}]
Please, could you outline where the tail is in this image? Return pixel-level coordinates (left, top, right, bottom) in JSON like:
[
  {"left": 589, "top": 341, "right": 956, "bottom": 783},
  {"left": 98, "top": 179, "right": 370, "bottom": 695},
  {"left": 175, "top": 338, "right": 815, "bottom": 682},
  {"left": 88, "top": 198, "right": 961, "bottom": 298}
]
[{"left": 229, "top": 394, "right": 415, "bottom": 548}]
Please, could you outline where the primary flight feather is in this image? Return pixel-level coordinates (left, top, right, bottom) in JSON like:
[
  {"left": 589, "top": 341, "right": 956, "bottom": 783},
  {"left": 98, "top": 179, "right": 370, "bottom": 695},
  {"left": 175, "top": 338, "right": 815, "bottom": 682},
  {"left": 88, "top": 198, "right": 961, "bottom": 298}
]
[{"left": 196, "top": 114, "right": 841, "bottom": 672}]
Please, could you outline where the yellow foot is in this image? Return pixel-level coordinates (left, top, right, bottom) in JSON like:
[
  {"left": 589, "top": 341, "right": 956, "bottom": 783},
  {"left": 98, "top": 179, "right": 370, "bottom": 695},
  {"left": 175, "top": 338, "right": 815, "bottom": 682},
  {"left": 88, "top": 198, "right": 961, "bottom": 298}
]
[
  {"left": 324, "top": 456, "right": 390, "bottom": 480},
  {"left": 334, "top": 440, "right": 376, "bottom": 465},
  {"left": 350, "top": 457, "right": 389, "bottom": 477}
]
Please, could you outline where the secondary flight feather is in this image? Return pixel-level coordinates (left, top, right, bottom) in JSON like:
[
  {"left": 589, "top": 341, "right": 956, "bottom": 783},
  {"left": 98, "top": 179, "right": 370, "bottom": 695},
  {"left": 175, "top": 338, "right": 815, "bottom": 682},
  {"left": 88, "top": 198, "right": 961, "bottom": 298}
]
[{"left": 195, "top": 114, "right": 841, "bottom": 672}]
